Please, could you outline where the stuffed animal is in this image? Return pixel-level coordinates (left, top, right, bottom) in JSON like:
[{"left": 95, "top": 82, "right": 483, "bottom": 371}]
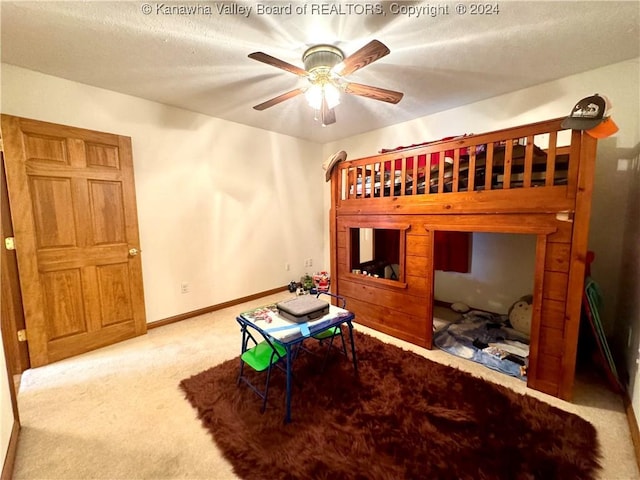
[{"left": 508, "top": 295, "right": 533, "bottom": 337}]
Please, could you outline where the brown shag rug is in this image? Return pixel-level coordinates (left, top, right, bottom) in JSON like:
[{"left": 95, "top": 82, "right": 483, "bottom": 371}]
[{"left": 180, "top": 331, "right": 600, "bottom": 480}]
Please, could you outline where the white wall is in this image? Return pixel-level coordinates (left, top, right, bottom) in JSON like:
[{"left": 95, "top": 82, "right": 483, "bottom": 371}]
[
  {"left": 1, "top": 64, "right": 325, "bottom": 322},
  {"left": 616, "top": 142, "right": 640, "bottom": 435},
  {"left": 323, "top": 58, "right": 640, "bottom": 330},
  {"left": 435, "top": 233, "right": 536, "bottom": 314}
]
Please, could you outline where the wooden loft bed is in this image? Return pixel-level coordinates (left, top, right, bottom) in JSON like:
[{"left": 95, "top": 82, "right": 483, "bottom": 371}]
[{"left": 328, "top": 117, "right": 598, "bottom": 400}]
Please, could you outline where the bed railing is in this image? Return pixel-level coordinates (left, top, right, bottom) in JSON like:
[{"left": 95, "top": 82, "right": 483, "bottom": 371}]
[{"left": 335, "top": 118, "right": 579, "bottom": 212}]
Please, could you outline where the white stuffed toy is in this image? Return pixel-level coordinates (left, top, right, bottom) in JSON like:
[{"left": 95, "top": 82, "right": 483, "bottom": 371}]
[{"left": 508, "top": 295, "right": 533, "bottom": 337}]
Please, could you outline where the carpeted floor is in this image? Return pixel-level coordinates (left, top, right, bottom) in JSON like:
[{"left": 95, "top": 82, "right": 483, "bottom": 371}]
[
  {"left": 181, "top": 330, "right": 600, "bottom": 479},
  {"left": 11, "top": 291, "right": 640, "bottom": 479}
]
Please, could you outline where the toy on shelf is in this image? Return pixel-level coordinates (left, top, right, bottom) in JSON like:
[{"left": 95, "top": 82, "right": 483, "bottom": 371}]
[{"left": 312, "top": 271, "right": 330, "bottom": 292}]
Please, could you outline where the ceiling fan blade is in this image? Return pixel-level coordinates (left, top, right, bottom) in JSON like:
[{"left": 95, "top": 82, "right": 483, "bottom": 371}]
[
  {"left": 253, "top": 88, "right": 305, "bottom": 110},
  {"left": 344, "top": 82, "right": 404, "bottom": 104},
  {"left": 334, "top": 40, "right": 390, "bottom": 77},
  {"left": 320, "top": 96, "right": 336, "bottom": 126},
  {"left": 248, "top": 52, "right": 308, "bottom": 77}
]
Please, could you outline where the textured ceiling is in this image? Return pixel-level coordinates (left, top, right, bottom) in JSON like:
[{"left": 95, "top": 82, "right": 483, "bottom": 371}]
[{"left": 1, "top": 1, "right": 639, "bottom": 143}]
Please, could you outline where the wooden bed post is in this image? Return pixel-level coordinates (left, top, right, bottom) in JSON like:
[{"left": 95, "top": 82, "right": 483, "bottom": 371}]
[
  {"left": 329, "top": 166, "right": 339, "bottom": 303},
  {"left": 559, "top": 132, "right": 598, "bottom": 400}
]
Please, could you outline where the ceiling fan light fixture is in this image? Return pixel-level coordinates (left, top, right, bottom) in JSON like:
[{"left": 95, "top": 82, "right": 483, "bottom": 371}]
[
  {"left": 302, "top": 44, "right": 344, "bottom": 73},
  {"left": 305, "top": 82, "right": 340, "bottom": 110},
  {"left": 324, "top": 83, "right": 341, "bottom": 108},
  {"left": 249, "top": 39, "right": 402, "bottom": 127},
  {"left": 305, "top": 84, "right": 323, "bottom": 110}
]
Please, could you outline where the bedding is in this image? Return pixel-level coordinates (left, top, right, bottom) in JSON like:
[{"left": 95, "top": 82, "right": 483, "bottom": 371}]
[
  {"left": 349, "top": 144, "right": 569, "bottom": 197},
  {"left": 433, "top": 310, "right": 530, "bottom": 380}
]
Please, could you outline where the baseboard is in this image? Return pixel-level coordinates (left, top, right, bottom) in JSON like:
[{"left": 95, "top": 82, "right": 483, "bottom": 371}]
[
  {"left": 1, "top": 419, "right": 20, "bottom": 480},
  {"left": 623, "top": 391, "right": 640, "bottom": 473},
  {"left": 147, "top": 285, "right": 288, "bottom": 330}
]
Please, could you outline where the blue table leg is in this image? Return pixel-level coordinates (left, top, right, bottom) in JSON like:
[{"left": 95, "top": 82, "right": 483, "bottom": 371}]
[
  {"left": 347, "top": 321, "right": 358, "bottom": 375},
  {"left": 284, "top": 344, "right": 292, "bottom": 423}
]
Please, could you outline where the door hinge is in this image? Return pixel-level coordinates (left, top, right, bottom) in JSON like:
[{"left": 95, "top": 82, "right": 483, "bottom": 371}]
[
  {"left": 4, "top": 236, "right": 15, "bottom": 250},
  {"left": 0, "top": 138, "right": 3, "bottom": 153},
  {"left": 17, "top": 329, "right": 27, "bottom": 342}
]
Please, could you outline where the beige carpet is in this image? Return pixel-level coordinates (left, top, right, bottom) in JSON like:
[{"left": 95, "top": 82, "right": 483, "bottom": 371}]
[{"left": 12, "top": 291, "right": 640, "bottom": 479}]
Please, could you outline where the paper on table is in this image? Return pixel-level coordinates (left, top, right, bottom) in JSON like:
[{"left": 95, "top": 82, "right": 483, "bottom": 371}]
[{"left": 241, "top": 303, "right": 349, "bottom": 343}]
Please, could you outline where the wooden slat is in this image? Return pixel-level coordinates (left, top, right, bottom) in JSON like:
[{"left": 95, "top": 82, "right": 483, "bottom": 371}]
[
  {"left": 484, "top": 142, "right": 494, "bottom": 191},
  {"left": 502, "top": 140, "right": 513, "bottom": 189},
  {"left": 425, "top": 154, "right": 432, "bottom": 195},
  {"left": 437, "top": 152, "right": 445, "bottom": 194},
  {"left": 468, "top": 146, "right": 476, "bottom": 192},
  {"left": 531, "top": 354, "right": 562, "bottom": 396},
  {"left": 526, "top": 234, "right": 547, "bottom": 390},
  {"left": 452, "top": 148, "right": 460, "bottom": 193},
  {"left": 337, "top": 271, "right": 430, "bottom": 298},
  {"left": 336, "top": 186, "right": 574, "bottom": 216},
  {"left": 406, "top": 234, "right": 428, "bottom": 256},
  {"left": 336, "top": 247, "right": 347, "bottom": 271},
  {"left": 404, "top": 274, "right": 430, "bottom": 298},
  {"left": 383, "top": 161, "right": 390, "bottom": 197},
  {"left": 347, "top": 167, "right": 355, "bottom": 199},
  {"left": 523, "top": 135, "right": 534, "bottom": 188},
  {"left": 546, "top": 131, "right": 558, "bottom": 186},
  {"left": 412, "top": 156, "right": 418, "bottom": 196},
  {"left": 399, "top": 156, "right": 406, "bottom": 196},
  {"left": 339, "top": 280, "right": 427, "bottom": 318},
  {"left": 540, "top": 298, "right": 566, "bottom": 330},
  {"left": 539, "top": 326, "right": 564, "bottom": 357},
  {"left": 544, "top": 242, "right": 571, "bottom": 272},
  {"left": 406, "top": 254, "right": 427, "bottom": 273},
  {"left": 343, "top": 295, "right": 429, "bottom": 347},
  {"left": 543, "top": 271, "right": 569, "bottom": 302},
  {"left": 339, "top": 212, "right": 560, "bottom": 235},
  {"left": 370, "top": 163, "right": 376, "bottom": 198},
  {"left": 566, "top": 130, "right": 581, "bottom": 200}
]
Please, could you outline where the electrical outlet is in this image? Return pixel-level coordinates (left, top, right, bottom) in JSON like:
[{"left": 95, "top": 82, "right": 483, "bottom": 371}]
[
  {"left": 285, "top": 263, "right": 290, "bottom": 271},
  {"left": 181, "top": 282, "right": 190, "bottom": 294}
]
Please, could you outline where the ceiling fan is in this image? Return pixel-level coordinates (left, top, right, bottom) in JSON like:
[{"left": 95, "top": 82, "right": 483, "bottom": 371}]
[{"left": 248, "top": 40, "right": 404, "bottom": 126}]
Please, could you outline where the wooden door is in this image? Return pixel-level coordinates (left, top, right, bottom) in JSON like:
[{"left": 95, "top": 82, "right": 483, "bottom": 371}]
[
  {"left": 1, "top": 115, "right": 147, "bottom": 367},
  {"left": 1, "top": 153, "right": 30, "bottom": 374}
]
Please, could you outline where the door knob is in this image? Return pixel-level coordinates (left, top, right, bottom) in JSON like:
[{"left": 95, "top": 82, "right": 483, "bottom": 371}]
[{"left": 129, "top": 247, "right": 140, "bottom": 256}]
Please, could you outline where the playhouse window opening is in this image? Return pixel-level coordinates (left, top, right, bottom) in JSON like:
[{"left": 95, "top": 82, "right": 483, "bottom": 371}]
[{"left": 349, "top": 227, "right": 401, "bottom": 281}]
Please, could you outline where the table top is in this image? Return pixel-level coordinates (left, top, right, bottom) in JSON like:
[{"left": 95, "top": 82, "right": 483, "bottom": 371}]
[{"left": 238, "top": 301, "right": 354, "bottom": 346}]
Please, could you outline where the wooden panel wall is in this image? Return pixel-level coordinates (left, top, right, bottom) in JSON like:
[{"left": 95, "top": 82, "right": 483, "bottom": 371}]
[
  {"left": 336, "top": 216, "right": 432, "bottom": 347},
  {"left": 334, "top": 213, "right": 581, "bottom": 398},
  {"left": 527, "top": 220, "right": 573, "bottom": 396}
]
